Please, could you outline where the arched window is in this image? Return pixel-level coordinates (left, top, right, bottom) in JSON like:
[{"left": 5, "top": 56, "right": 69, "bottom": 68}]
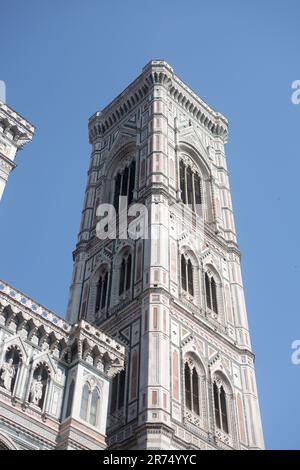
[
  {"left": 66, "top": 380, "right": 75, "bottom": 418},
  {"left": 205, "top": 273, "right": 218, "bottom": 314},
  {"left": 213, "top": 381, "right": 229, "bottom": 433},
  {"left": 80, "top": 382, "right": 101, "bottom": 427},
  {"left": 110, "top": 369, "right": 126, "bottom": 414},
  {"left": 0, "top": 346, "right": 21, "bottom": 394},
  {"left": 179, "top": 159, "right": 202, "bottom": 212},
  {"left": 89, "top": 388, "right": 100, "bottom": 426},
  {"left": 119, "top": 253, "right": 132, "bottom": 296},
  {"left": 184, "top": 361, "right": 200, "bottom": 415},
  {"left": 95, "top": 269, "right": 109, "bottom": 313},
  {"left": 181, "top": 255, "right": 194, "bottom": 297},
  {"left": 113, "top": 160, "right": 136, "bottom": 211},
  {"left": 80, "top": 383, "right": 89, "bottom": 420},
  {"left": 29, "top": 364, "right": 49, "bottom": 409}
]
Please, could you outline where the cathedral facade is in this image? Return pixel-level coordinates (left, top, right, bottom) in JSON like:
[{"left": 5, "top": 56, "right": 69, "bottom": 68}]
[{"left": 0, "top": 61, "right": 264, "bottom": 450}]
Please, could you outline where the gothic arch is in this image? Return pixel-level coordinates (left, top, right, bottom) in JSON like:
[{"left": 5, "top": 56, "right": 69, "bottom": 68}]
[
  {"left": 212, "top": 369, "right": 233, "bottom": 396},
  {"left": 183, "top": 351, "right": 208, "bottom": 430},
  {"left": 179, "top": 246, "right": 201, "bottom": 306},
  {"left": 0, "top": 431, "right": 18, "bottom": 450},
  {"left": 203, "top": 262, "right": 224, "bottom": 320},
  {"left": 104, "top": 142, "right": 136, "bottom": 207},
  {"left": 111, "top": 244, "right": 134, "bottom": 306},
  {"left": 178, "top": 141, "right": 211, "bottom": 180},
  {"left": 184, "top": 351, "right": 206, "bottom": 376},
  {"left": 178, "top": 141, "right": 214, "bottom": 222},
  {"left": 211, "top": 369, "right": 236, "bottom": 440},
  {"left": 30, "top": 353, "right": 56, "bottom": 378},
  {"left": 1, "top": 335, "right": 28, "bottom": 363},
  {"left": 89, "top": 261, "right": 111, "bottom": 319},
  {"left": 80, "top": 377, "right": 102, "bottom": 427},
  {"left": 105, "top": 142, "right": 136, "bottom": 176}
]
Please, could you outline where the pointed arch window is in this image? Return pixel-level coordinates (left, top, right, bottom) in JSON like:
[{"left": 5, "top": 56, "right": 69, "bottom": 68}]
[
  {"left": 205, "top": 273, "right": 218, "bottom": 314},
  {"left": 89, "top": 388, "right": 100, "bottom": 426},
  {"left": 80, "top": 383, "right": 101, "bottom": 427},
  {"left": 95, "top": 269, "right": 109, "bottom": 312},
  {"left": 213, "top": 381, "right": 229, "bottom": 433},
  {"left": 181, "top": 255, "right": 194, "bottom": 297},
  {"left": 119, "top": 253, "right": 132, "bottom": 296},
  {"left": 80, "top": 383, "right": 89, "bottom": 421},
  {"left": 179, "top": 159, "right": 202, "bottom": 212},
  {"left": 184, "top": 361, "right": 200, "bottom": 415},
  {"left": 113, "top": 160, "right": 136, "bottom": 211}
]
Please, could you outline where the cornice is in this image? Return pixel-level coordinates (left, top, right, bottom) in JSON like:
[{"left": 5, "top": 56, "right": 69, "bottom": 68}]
[
  {"left": 0, "top": 279, "right": 125, "bottom": 364},
  {"left": 0, "top": 100, "right": 35, "bottom": 149},
  {"left": 88, "top": 60, "right": 228, "bottom": 144}
]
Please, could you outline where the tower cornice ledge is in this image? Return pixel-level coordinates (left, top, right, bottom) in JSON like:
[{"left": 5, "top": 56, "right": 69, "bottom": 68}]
[
  {"left": 88, "top": 60, "right": 228, "bottom": 144},
  {"left": 0, "top": 101, "right": 35, "bottom": 149}
]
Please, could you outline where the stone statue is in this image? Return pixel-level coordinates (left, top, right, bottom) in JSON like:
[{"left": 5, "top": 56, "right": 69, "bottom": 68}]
[
  {"left": 0, "top": 358, "right": 15, "bottom": 391},
  {"left": 30, "top": 375, "right": 44, "bottom": 406}
]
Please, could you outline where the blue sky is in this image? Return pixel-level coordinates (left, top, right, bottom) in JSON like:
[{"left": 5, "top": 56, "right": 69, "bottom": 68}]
[{"left": 0, "top": 0, "right": 299, "bottom": 449}]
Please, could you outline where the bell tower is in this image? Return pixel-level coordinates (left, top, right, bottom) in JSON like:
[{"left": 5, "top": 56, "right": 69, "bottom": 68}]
[{"left": 66, "top": 61, "right": 264, "bottom": 450}]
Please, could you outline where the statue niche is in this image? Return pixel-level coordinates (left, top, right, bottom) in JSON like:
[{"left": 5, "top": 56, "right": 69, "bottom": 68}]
[
  {"left": 29, "top": 364, "right": 50, "bottom": 409},
  {"left": 0, "top": 346, "right": 21, "bottom": 394}
]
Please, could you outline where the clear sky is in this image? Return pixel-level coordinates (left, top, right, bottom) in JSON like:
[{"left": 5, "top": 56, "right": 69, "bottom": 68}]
[{"left": 0, "top": 0, "right": 299, "bottom": 449}]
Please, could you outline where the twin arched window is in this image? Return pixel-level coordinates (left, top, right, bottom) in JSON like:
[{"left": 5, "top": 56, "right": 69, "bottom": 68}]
[
  {"left": 119, "top": 253, "right": 132, "bottom": 296},
  {"left": 183, "top": 357, "right": 231, "bottom": 436},
  {"left": 95, "top": 269, "right": 109, "bottom": 312},
  {"left": 205, "top": 273, "right": 218, "bottom": 314},
  {"left": 181, "top": 255, "right": 194, "bottom": 297},
  {"left": 113, "top": 160, "right": 136, "bottom": 211},
  {"left": 80, "top": 383, "right": 100, "bottom": 427},
  {"left": 179, "top": 160, "right": 202, "bottom": 212},
  {"left": 213, "top": 381, "right": 229, "bottom": 433},
  {"left": 184, "top": 362, "right": 200, "bottom": 415}
]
